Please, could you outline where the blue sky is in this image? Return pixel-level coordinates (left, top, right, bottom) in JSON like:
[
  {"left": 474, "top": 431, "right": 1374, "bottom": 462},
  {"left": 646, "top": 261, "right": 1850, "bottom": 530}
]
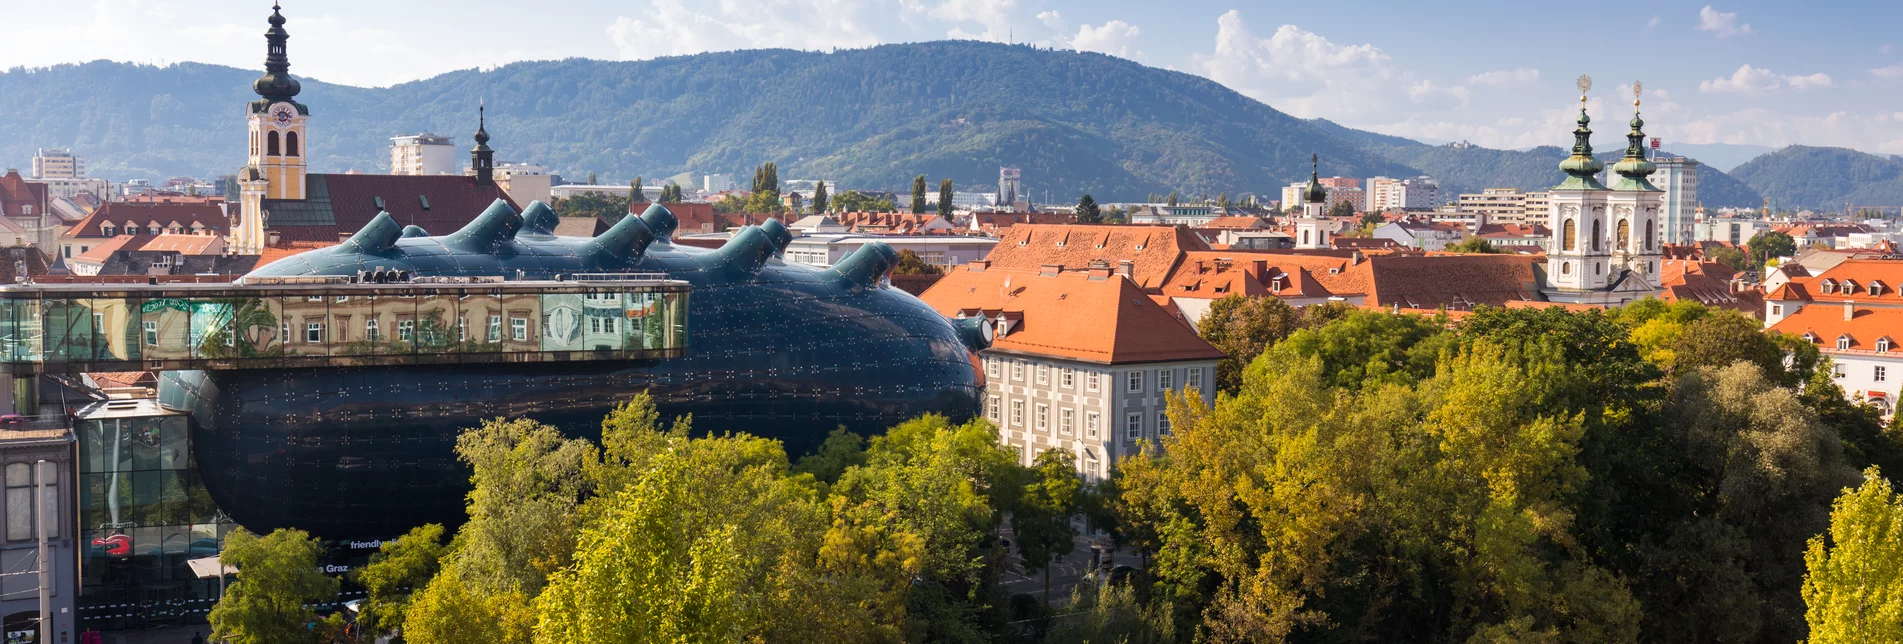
[{"left": 5, "top": 0, "right": 1902, "bottom": 154}]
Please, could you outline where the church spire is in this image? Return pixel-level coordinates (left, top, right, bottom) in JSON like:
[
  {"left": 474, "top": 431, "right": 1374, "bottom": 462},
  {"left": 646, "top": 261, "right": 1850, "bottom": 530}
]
[
  {"left": 1610, "top": 81, "right": 1659, "bottom": 191},
  {"left": 471, "top": 102, "right": 494, "bottom": 186},
  {"left": 1555, "top": 74, "right": 1606, "bottom": 191},
  {"left": 252, "top": 2, "right": 302, "bottom": 102},
  {"left": 1303, "top": 153, "right": 1327, "bottom": 204}
]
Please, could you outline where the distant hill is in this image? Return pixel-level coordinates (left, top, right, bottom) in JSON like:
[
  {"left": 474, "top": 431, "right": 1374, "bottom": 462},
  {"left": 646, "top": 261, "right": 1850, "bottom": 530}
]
[
  {"left": 1729, "top": 145, "right": 1903, "bottom": 210},
  {"left": 1306, "top": 119, "right": 1763, "bottom": 207},
  {"left": 0, "top": 43, "right": 1423, "bottom": 201},
  {"left": 1654, "top": 142, "right": 1774, "bottom": 173}
]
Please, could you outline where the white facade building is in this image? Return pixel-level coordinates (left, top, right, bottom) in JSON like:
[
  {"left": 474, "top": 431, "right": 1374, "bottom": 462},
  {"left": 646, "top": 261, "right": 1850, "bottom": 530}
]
[
  {"left": 31, "top": 148, "right": 85, "bottom": 180},
  {"left": 389, "top": 133, "right": 458, "bottom": 175},
  {"left": 1648, "top": 156, "right": 1699, "bottom": 244},
  {"left": 703, "top": 173, "right": 735, "bottom": 193},
  {"left": 494, "top": 163, "right": 552, "bottom": 204},
  {"left": 1542, "top": 93, "right": 1662, "bottom": 306},
  {"left": 783, "top": 233, "right": 996, "bottom": 270}
]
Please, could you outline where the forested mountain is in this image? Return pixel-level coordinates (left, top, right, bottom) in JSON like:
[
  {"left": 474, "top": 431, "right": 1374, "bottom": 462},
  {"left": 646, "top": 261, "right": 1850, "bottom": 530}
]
[
  {"left": 0, "top": 43, "right": 1421, "bottom": 201},
  {"left": 1729, "top": 145, "right": 1903, "bottom": 210}
]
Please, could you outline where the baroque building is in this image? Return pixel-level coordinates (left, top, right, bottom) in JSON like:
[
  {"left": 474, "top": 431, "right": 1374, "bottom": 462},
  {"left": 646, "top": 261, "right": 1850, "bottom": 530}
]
[{"left": 1542, "top": 79, "right": 1662, "bottom": 305}]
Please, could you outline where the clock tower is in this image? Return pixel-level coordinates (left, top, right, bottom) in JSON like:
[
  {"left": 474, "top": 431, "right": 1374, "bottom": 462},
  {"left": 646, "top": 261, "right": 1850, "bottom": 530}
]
[{"left": 236, "top": 3, "right": 308, "bottom": 254}]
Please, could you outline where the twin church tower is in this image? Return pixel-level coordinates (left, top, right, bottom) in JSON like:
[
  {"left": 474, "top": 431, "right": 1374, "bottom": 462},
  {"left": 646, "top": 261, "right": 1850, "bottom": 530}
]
[
  {"left": 1543, "top": 76, "right": 1664, "bottom": 305},
  {"left": 232, "top": 3, "right": 499, "bottom": 255}
]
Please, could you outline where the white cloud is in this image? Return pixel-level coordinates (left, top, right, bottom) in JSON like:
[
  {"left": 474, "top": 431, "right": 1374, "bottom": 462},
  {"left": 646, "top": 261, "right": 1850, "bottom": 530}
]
[
  {"left": 1873, "top": 64, "right": 1903, "bottom": 79},
  {"left": 1698, "top": 64, "right": 1831, "bottom": 94},
  {"left": 1697, "top": 5, "right": 1753, "bottom": 37},
  {"left": 1035, "top": 10, "right": 1063, "bottom": 29},
  {"left": 926, "top": 0, "right": 1022, "bottom": 41},
  {"left": 1071, "top": 20, "right": 1143, "bottom": 60},
  {"left": 1467, "top": 68, "right": 1539, "bottom": 87},
  {"left": 1194, "top": 10, "right": 1468, "bottom": 121},
  {"left": 1883, "top": 44, "right": 1894, "bottom": 54}
]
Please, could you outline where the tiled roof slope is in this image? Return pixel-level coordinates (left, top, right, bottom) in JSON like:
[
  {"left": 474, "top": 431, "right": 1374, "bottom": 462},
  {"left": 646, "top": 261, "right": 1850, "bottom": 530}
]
[
  {"left": 1770, "top": 305, "right": 1903, "bottom": 354},
  {"left": 1769, "top": 259, "right": 1903, "bottom": 305},
  {"left": 1659, "top": 260, "right": 1764, "bottom": 317},
  {"left": 918, "top": 265, "right": 1224, "bottom": 365},
  {"left": 983, "top": 224, "right": 1208, "bottom": 290},
  {"left": 66, "top": 202, "right": 226, "bottom": 239},
  {"left": 1351, "top": 254, "right": 1541, "bottom": 310},
  {"left": 1162, "top": 251, "right": 1356, "bottom": 300},
  {"left": 264, "top": 174, "right": 518, "bottom": 242},
  {"left": 0, "top": 171, "right": 47, "bottom": 219}
]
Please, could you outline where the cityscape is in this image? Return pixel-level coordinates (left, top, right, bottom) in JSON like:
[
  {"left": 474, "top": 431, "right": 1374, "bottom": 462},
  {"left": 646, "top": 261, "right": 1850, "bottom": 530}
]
[{"left": 1, "top": 1, "right": 1902, "bottom": 643}]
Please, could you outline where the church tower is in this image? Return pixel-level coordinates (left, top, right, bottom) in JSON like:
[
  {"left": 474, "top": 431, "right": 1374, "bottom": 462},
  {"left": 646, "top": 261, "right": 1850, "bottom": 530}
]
[
  {"left": 1607, "top": 82, "right": 1664, "bottom": 279},
  {"left": 235, "top": 3, "right": 309, "bottom": 255},
  {"left": 1544, "top": 76, "right": 1611, "bottom": 297},
  {"left": 1293, "top": 154, "right": 1331, "bottom": 250},
  {"left": 471, "top": 104, "right": 495, "bottom": 186}
]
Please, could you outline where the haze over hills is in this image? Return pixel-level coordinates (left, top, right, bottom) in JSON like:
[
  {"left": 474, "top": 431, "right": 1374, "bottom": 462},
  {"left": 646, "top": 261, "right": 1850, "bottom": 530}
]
[
  {"left": 1729, "top": 146, "right": 1903, "bottom": 211},
  {"left": 0, "top": 41, "right": 1868, "bottom": 208}
]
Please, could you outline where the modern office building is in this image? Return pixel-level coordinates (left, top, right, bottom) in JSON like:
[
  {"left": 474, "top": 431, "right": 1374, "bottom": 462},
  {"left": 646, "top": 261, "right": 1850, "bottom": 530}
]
[
  {"left": 998, "top": 167, "right": 1021, "bottom": 206},
  {"left": 30, "top": 149, "right": 85, "bottom": 181},
  {"left": 702, "top": 173, "right": 734, "bottom": 193},
  {"left": 388, "top": 133, "right": 457, "bottom": 176},
  {"left": 1649, "top": 156, "right": 1700, "bottom": 244}
]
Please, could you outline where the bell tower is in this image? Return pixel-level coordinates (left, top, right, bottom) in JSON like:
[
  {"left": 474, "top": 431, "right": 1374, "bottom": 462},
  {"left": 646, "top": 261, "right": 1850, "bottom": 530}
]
[
  {"left": 236, "top": 3, "right": 309, "bottom": 254},
  {"left": 1607, "top": 81, "right": 1664, "bottom": 280},
  {"left": 1293, "top": 154, "right": 1331, "bottom": 250},
  {"left": 1544, "top": 75, "right": 1611, "bottom": 297}
]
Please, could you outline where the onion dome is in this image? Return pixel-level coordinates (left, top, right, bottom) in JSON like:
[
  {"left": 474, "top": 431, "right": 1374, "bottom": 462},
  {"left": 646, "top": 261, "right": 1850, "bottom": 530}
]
[
  {"left": 472, "top": 104, "right": 491, "bottom": 150},
  {"left": 252, "top": 3, "right": 302, "bottom": 102},
  {"left": 1610, "top": 88, "right": 1660, "bottom": 191},
  {"left": 1303, "top": 154, "right": 1327, "bottom": 204},
  {"left": 1555, "top": 75, "right": 1606, "bottom": 191}
]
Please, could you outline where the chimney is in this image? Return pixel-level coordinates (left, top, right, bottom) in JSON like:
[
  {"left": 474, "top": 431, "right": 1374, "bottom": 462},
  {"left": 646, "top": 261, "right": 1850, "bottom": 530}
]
[
  {"left": 968, "top": 259, "right": 989, "bottom": 273},
  {"left": 1351, "top": 250, "right": 1364, "bottom": 266},
  {"left": 1846, "top": 300, "right": 1856, "bottom": 321},
  {"left": 1116, "top": 260, "right": 1134, "bottom": 279},
  {"left": 1252, "top": 259, "right": 1267, "bottom": 275},
  {"left": 1471, "top": 211, "right": 1488, "bottom": 232},
  {"left": 1038, "top": 263, "right": 1062, "bottom": 277},
  {"left": 267, "top": 230, "right": 281, "bottom": 246},
  {"left": 1086, "top": 264, "right": 1113, "bottom": 281}
]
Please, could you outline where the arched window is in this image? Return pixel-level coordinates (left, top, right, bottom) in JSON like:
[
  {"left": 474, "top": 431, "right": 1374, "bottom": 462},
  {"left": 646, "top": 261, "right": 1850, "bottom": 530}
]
[
  {"left": 1562, "top": 219, "right": 1577, "bottom": 251},
  {"left": 266, "top": 131, "right": 281, "bottom": 157},
  {"left": 286, "top": 131, "right": 300, "bottom": 157},
  {"left": 1879, "top": 338, "right": 1893, "bottom": 352},
  {"left": 1615, "top": 219, "right": 1630, "bottom": 250},
  {"left": 1561, "top": 261, "right": 1571, "bottom": 275},
  {"left": 1591, "top": 219, "right": 1602, "bottom": 251},
  {"left": 1839, "top": 335, "right": 1853, "bottom": 350},
  {"left": 1644, "top": 220, "right": 1655, "bottom": 251}
]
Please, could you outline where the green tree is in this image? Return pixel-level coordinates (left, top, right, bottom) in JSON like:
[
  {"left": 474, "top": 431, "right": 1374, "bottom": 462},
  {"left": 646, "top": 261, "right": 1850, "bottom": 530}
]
[
  {"left": 630, "top": 176, "right": 643, "bottom": 201},
  {"left": 1804, "top": 467, "right": 1903, "bottom": 643},
  {"left": 912, "top": 175, "right": 928, "bottom": 214},
  {"left": 833, "top": 190, "right": 895, "bottom": 213},
  {"left": 1074, "top": 194, "right": 1102, "bottom": 224},
  {"left": 1448, "top": 236, "right": 1504, "bottom": 254},
  {"left": 218, "top": 174, "right": 240, "bottom": 199},
  {"left": 1196, "top": 294, "right": 1305, "bottom": 393},
  {"left": 552, "top": 191, "right": 629, "bottom": 220},
  {"left": 1166, "top": 191, "right": 1179, "bottom": 207},
  {"left": 1013, "top": 449, "right": 1081, "bottom": 603},
  {"left": 1358, "top": 209, "right": 1384, "bottom": 227},
  {"left": 893, "top": 249, "right": 943, "bottom": 276},
  {"left": 208, "top": 528, "right": 342, "bottom": 644},
  {"left": 356, "top": 523, "right": 448, "bottom": 639},
  {"left": 1103, "top": 206, "right": 1127, "bottom": 224},
  {"left": 1326, "top": 200, "right": 1354, "bottom": 218},
  {"left": 1748, "top": 231, "right": 1797, "bottom": 269},
  {"left": 586, "top": 171, "right": 598, "bottom": 185},
  {"left": 938, "top": 178, "right": 954, "bottom": 216},
  {"left": 793, "top": 426, "right": 867, "bottom": 485},
  {"left": 1045, "top": 582, "right": 1175, "bottom": 644},
  {"left": 1708, "top": 245, "right": 1749, "bottom": 272},
  {"left": 813, "top": 180, "right": 830, "bottom": 213}
]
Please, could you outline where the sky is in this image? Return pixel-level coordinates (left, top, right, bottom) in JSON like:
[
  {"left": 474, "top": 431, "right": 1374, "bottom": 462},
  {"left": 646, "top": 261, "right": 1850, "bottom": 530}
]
[{"left": 5, "top": 0, "right": 1903, "bottom": 155}]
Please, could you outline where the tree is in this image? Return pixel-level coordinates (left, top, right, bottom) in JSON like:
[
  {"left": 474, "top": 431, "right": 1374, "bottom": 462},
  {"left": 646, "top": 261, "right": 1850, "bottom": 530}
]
[
  {"left": 1748, "top": 231, "right": 1797, "bottom": 269},
  {"left": 218, "top": 174, "right": 240, "bottom": 199},
  {"left": 893, "top": 249, "right": 943, "bottom": 275},
  {"left": 1074, "top": 194, "right": 1102, "bottom": 224},
  {"left": 1708, "top": 245, "right": 1749, "bottom": 272},
  {"left": 1013, "top": 449, "right": 1081, "bottom": 603},
  {"left": 912, "top": 175, "right": 928, "bottom": 214},
  {"left": 1166, "top": 191, "right": 1179, "bottom": 207},
  {"left": 1804, "top": 467, "right": 1903, "bottom": 643},
  {"left": 356, "top": 523, "right": 448, "bottom": 639},
  {"left": 657, "top": 181, "right": 681, "bottom": 202},
  {"left": 1326, "top": 200, "right": 1354, "bottom": 219},
  {"left": 833, "top": 191, "right": 895, "bottom": 213},
  {"left": 208, "top": 528, "right": 342, "bottom": 644},
  {"left": 1358, "top": 209, "right": 1384, "bottom": 227},
  {"left": 1196, "top": 294, "right": 1306, "bottom": 393},
  {"left": 552, "top": 191, "right": 629, "bottom": 220},
  {"left": 630, "top": 176, "right": 644, "bottom": 202},
  {"left": 1103, "top": 206, "right": 1127, "bottom": 225},
  {"left": 1448, "top": 237, "right": 1505, "bottom": 254},
  {"left": 586, "top": 171, "right": 598, "bottom": 185},
  {"left": 813, "top": 180, "right": 830, "bottom": 213},
  {"left": 938, "top": 179, "right": 954, "bottom": 216},
  {"left": 1217, "top": 192, "right": 1230, "bottom": 208}
]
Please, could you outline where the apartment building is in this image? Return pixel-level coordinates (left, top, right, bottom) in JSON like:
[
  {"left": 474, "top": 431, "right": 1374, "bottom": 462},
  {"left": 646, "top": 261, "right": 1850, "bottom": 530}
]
[
  {"left": 388, "top": 133, "right": 457, "bottom": 176},
  {"left": 30, "top": 148, "right": 85, "bottom": 180},
  {"left": 920, "top": 263, "right": 1223, "bottom": 478},
  {"left": 1766, "top": 259, "right": 1903, "bottom": 417},
  {"left": 1457, "top": 188, "right": 1532, "bottom": 224},
  {"left": 1649, "top": 157, "right": 1700, "bottom": 244}
]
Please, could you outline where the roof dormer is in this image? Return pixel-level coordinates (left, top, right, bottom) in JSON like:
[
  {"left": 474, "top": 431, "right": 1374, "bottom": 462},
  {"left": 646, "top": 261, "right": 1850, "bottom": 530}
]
[
  {"left": 1838, "top": 334, "right": 1854, "bottom": 350},
  {"left": 1843, "top": 279, "right": 1860, "bottom": 294},
  {"left": 1821, "top": 278, "right": 1838, "bottom": 294}
]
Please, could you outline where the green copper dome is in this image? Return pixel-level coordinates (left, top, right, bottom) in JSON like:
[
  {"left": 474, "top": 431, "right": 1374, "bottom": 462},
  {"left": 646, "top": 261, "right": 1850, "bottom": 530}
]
[
  {"left": 1555, "top": 104, "right": 1607, "bottom": 191},
  {"left": 1610, "top": 103, "right": 1660, "bottom": 192}
]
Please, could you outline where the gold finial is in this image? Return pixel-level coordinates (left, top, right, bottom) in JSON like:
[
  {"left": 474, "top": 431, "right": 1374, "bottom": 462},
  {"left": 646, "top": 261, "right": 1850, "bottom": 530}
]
[
  {"left": 1632, "top": 80, "right": 1643, "bottom": 108},
  {"left": 1576, "top": 74, "right": 1592, "bottom": 103}
]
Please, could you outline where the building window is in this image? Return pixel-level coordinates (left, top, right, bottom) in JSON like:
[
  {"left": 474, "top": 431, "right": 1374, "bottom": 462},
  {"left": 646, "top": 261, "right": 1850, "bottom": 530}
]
[
  {"left": 1840, "top": 336, "right": 1853, "bottom": 350},
  {"left": 286, "top": 131, "right": 300, "bottom": 157},
  {"left": 1158, "top": 412, "right": 1172, "bottom": 435},
  {"left": 143, "top": 321, "right": 157, "bottom": 347},
  {"left": 398, "top": 319, "right": 415, "bottom": 342},
  {"left": 488, "top": 315, "right": 502, "bottom": 342},
  {"left": 988, "top": 396, "right": 1000, "bottom": 421},
  {"left": 5, "top": 463, "right": 52, "bottom": 542},
  {"left": 1127, "top": 370, "right": 1142, "bottom": 393},
  {"left": 986, "top": 358, "right": 999, "bottom": 378},
  {"left": 1061, "top": 368, "right": 1074, "bottom": 388},
  {"left": 1879, "top": 366, "right": 1889, "bottom": 383},
  {"left": 1881, "top": 339, "right": 1894, "bottom": 353},
  {"left": 365, "top": 319, "right": 380, "bottom": 342},
  {"left": 1036, "top": 365, "right": 1048, "bottom": 385},
  {"left": 1035, "top": 404, "right": 1048, "bottom": 431},
  {"left": 1158, "top": 369, "right": 1174, "bottom": 392},
  {"left": 1061, "top": 409, "right": 1074, "bottom": 436},
  {"left": 1011, "top": 401, "right": 1025, "bottom": 427},
  {"left": 306, "top": 322, "right": 323, "bottom": 343},
  {"left": 1771, "top": 304, "right": 1783, "bottom": 317},
  {"left": 1188, "top": 367, "right": 1204, "bottom": 392},
  {"left": 1086, "top": 412, "right": 1100, "bottom": 439},
  {"left": 1835, "top": 363, "right": 1847, "bottom": 378},
  {"left": 511, "top": 318, "right": 529, "bottom": 341},
  {"left": 1086, "top": 371, "right": 1099, "bottom": 392},
  {"left": 1126, "top": 413, "right": 1142, "bottom": 440},
  {"left": 1012, "top": 362, "right": 1024, "bottom": 382}
]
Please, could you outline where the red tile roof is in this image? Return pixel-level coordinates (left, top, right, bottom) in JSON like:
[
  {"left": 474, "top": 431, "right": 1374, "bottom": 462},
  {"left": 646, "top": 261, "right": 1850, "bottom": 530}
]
[
  {"left": 631, "top": 202, "right": 719, "bottom": 233},
  {"left": 1658, "top": 259, "right": 1764, "bottom": 318},
  {"left": 918, "top": 265, "right": 1224, "bottom": 365},
  {"left": 65, "top": 202, "right": 227, "bottom": 239},
  {"left": 982, "top": 224, "right": 1208, "bottom": 290},
  {"left": 1200, "top": 216, "right": 1272, "bottom": 230},
  {"left": 1351, "top": 254, "right": 1542, "bottom": 310},
  {"left": 1768, "top": 259, "right": 1903, "bottom": 305},
  {"left": 268, "top": 174, "right": 519, "bottom": 242},
  {"left": 0, "top": 170, "right": 48, "bottom": 220},
  {"left": 1770, "top": 305, "right": 1903, "bottom": 355},
  {"left": 1161, "top": 251, "right": 1352, "bottom": 300},
  {"left": 968, "top": 211, "right": 1073, "bottom": 234}
]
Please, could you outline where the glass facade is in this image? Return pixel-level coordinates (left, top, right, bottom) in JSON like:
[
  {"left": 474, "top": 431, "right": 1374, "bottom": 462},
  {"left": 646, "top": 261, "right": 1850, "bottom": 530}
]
[
  {"left": 74, "top": 404, "right": 232, "bottom": 630},
  {"left": 0, "top": 282, "right": 688, "bottom": 372}
]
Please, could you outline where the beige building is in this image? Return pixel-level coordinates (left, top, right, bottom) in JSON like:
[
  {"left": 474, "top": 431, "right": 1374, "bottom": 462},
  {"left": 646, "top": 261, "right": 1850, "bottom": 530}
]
[
  {"left": 30, "top": 148, "right": 85, "bottom": 180},
  {"left": 1458, "top": 188, "right": 1531, "bottom": 224},
  {"left": 389, "top": 133, "right": 458, "bottom": 176},
  {"left": 920, "top": 263, "right": 1224, "bottom": 479},
  {"left": 495, "top": 163, "right": 552, "bottom": 204}
]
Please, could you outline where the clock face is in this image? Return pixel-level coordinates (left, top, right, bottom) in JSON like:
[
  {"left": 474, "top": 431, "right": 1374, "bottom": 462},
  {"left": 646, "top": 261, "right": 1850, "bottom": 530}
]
[{"left": 272, "top": 105, "right": 293, "bottom": 124}]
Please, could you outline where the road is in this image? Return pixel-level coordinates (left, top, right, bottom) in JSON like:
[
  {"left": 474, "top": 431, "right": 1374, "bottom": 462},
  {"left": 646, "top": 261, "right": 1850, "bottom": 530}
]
[{"left": 997, "top": 516, "right": 1146, "bottom": 606}]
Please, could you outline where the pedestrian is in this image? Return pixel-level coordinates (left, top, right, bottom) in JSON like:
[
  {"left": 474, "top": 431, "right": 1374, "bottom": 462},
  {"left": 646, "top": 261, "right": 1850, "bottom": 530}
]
[{"left": 192, "top": 631, "right": 205, "bottom": 644}]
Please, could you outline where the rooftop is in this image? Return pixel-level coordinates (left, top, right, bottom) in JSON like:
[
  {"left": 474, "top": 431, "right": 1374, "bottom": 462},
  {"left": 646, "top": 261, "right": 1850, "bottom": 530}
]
[{"left": 918, "top": 265, "right": 1223, "bottom": 365}]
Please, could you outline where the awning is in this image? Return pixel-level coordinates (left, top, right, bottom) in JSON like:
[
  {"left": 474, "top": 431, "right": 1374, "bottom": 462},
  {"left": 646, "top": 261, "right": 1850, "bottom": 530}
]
[{"left": 186, "top": 556, "right": 236, "bottom": 579}]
